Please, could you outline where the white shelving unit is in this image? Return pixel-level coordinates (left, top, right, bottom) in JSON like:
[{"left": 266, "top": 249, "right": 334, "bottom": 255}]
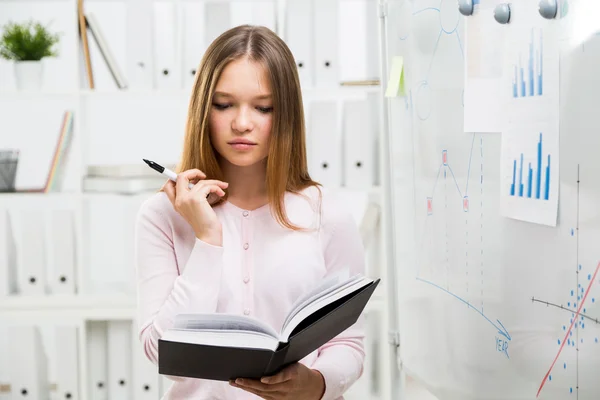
[
  {"left": 0, "top": 0, "right": 390, "bottom": 399},
  {"left": 0, "top": 294, "right": 136, "bottom": 321}
]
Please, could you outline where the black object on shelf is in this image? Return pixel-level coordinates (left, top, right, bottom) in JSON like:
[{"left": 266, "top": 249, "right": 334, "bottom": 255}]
[{"left": 0, "top": 149, "right": 19, "bottom": 192}]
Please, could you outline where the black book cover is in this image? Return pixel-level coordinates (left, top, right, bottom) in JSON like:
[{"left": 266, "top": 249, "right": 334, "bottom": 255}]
[{"left": 158, "top": 279, "right": 380, "bottom": 381}]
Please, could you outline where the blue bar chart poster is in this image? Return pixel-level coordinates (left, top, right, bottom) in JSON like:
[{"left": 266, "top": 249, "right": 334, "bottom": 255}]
[
  {"left": 511, "top": 27, "right": 543, "bottom": 99},
  {"left": 501, "top": 121, "right": 558, "bottom": 226},
  {"left": 503, "top": 2, "right": 559, "bottom": 121}
]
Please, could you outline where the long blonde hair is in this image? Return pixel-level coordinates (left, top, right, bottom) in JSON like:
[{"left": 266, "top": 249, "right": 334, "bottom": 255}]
[{"left": 175, "top": 25, "right": 320, "bottom": 230}]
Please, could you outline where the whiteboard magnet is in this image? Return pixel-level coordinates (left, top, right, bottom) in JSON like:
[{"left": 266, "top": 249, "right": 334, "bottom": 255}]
[
  {"left": 458, "top": 0, "right": 474, "bottom": 16},
  {"left": 494, "top": 3, "right": 511, "bottom": 24},
  {"left": 539, "top": 0, "right": 558, "bottom": 19}
]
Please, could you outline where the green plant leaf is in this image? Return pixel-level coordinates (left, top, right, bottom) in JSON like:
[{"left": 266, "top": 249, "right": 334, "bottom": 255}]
[{"left": 0, "top": 20, "right": 61, "bottom": 61}]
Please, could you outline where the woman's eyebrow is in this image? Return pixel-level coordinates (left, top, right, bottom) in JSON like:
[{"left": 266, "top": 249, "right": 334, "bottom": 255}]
[{"left": 213, "top": 91, "right": 272, "bottom": 100}]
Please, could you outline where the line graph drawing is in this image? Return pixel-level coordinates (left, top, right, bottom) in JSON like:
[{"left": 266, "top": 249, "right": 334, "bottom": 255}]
[
  {"left": 416, "top": 278, "right": 512, "bottom": 346},
  {"left": 396, "top": 0, "right": 465, "bottom": 120},
  {"left": 532, "top": 165, "right": 600, "bottom": 398},
  {"left": 416, "top": 134, "right": 512, "bottom": 355},
  {"left": 535, "top": 262, "right": 600, "bottom": 397}
]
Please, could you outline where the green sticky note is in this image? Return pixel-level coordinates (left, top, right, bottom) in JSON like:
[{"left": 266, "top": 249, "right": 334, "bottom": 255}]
[{"left": 385, "top": 56, "right": 405, "bottom": 98}]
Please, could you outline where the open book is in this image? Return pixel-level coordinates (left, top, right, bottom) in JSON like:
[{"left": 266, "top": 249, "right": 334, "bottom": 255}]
[{"left": 158, "top": 272, "right": 380, "bottom": 381}]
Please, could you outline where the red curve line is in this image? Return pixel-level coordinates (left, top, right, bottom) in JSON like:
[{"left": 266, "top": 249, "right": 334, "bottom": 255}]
[{"left": 536, "top": 261, "right": 600, "bottom": 397}]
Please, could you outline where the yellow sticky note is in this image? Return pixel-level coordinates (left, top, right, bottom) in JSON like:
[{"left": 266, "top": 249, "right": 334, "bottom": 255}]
[{"left": 385, "top": 56, "right": 405, "bottom": 98}]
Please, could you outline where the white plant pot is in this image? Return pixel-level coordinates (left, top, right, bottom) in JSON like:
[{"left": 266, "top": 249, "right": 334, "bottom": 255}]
[{"left": 14, "top": 60, "right": 44, "bottom": 90}]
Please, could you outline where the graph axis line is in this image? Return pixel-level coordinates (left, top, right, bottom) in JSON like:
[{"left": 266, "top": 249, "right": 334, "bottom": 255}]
[
  {"left": 416, "top": 277, "right": 511, "bottom": 352},
  {"left": 531, "top": 297, "right": 600, "bottom": 325},
  {"left": 576, "top": 164, "right": 580, "bottom": 399}
]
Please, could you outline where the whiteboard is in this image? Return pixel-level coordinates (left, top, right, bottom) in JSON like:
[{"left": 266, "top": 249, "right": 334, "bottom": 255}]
[{"left": 383, "top": 0, "right": 600, "bottom": 399}]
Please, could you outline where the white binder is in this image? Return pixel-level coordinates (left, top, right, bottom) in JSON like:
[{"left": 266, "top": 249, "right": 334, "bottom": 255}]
[
  {"left": 251, "top": 1, "right": 277, "bottom": 32},
  {"left": 204, "top": 1, "right": 232, "bottom": 46},
  {"left": 126, "top": 0, "right": 155, "bottom": 90},
  {"left": 153, "top": 1, "right": 180, "bottom": 90},
  {"left": 364, "top": 0, "right": 380, "bottom": 82},
  {"left": 131, "top": 321, "right": 160, "bottom": 399},
  {"left": 47, "top": 208, "right": 77, "bottom": 294},
  {"left": 107, "top": 321, "right": 133, "bottom": 400},
  {"left": 87, "top": 322, "right": 108, "bottom": 400},
  {"left": 85, "top": 196, "right": 137, "bottom": 295},
  {"left": 14, "top": 209, "right": 47, "bottom": 295},
  {"left": 181, "top": 1, "right": 207, "bottom": 89},
  {"left": 339, "top": 0, "right": 365, "bottom": 82},
  {"left": 339, "top": 0, "right": 380, "bottom": 82},
  {"left": 284, "top": 0, "right": 313, "bottom": 86},
  {"left": 307, "top": 100, "right": 343, "bottom": 188},
  {"left": 312, "top": 0, "right": 339, "bottom": 86},
  {"left": 55, "top": 326, "right": 80, "bottom": 400},
  {"left": 230, "top": 1, "right": 254, "bottom": 27},
  {"left": 8, "top": 325, "right": 48, "bottom": 400},
  {"left": 342, "top": 98, "right": 376, "bottom": 189},
  {"left": 0, "top": 210, "right": 17, "bottom": 297},
  {"left": 229, "top": 1, "right": 276, "bottom": 32}
]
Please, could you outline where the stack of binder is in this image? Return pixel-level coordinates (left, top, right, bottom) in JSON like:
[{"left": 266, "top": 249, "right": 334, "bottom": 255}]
[
  {"left": 2, "top": 206, "right": 78, "bottom": 297},
  {"left": 86, "top": 320, "right": 161, "bottom": 400}
]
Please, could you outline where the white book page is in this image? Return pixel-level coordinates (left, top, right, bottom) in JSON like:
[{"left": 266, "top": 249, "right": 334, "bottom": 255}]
[
  {"left": 174, "top": 313, "right": 279, "bottom": 339},
  {"left": 280, "top": 277, "right": 372, "bottom": 341},
  {"left": 162, "top": 329, "right": 279, "bottom": 351},
  {"left": 282, "top": 271, "right": 360, "bottom": 331}
]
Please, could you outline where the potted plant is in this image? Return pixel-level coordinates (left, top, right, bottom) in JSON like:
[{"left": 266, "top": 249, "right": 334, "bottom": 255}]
[{"left": 0, "top": 20, "right": 60, "bottom": 90}]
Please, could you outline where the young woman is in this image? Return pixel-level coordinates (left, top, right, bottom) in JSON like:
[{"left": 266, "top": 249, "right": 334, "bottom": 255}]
[{"left": 135, "top": 25, "right": 367, "bottom": 400}]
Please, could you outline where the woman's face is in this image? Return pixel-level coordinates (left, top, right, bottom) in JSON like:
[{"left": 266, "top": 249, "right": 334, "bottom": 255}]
[{"left": 209, "top": 57, "right": 273, "bottom": 168}]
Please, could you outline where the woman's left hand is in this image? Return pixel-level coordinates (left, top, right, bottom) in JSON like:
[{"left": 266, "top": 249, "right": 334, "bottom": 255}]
[{"left": 230, "top": 363, "right": 325, "bottom": 399}]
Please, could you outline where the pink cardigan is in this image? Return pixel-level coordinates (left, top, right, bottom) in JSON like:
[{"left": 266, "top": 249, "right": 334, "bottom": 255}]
[{"left": 134, "top": 186, "right": 366, "bottom": 399}]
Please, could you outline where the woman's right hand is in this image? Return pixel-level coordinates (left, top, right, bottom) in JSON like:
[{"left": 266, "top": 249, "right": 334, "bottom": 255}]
[{"left": 163, "top": 169, "right": 229, "bottom": 246}]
